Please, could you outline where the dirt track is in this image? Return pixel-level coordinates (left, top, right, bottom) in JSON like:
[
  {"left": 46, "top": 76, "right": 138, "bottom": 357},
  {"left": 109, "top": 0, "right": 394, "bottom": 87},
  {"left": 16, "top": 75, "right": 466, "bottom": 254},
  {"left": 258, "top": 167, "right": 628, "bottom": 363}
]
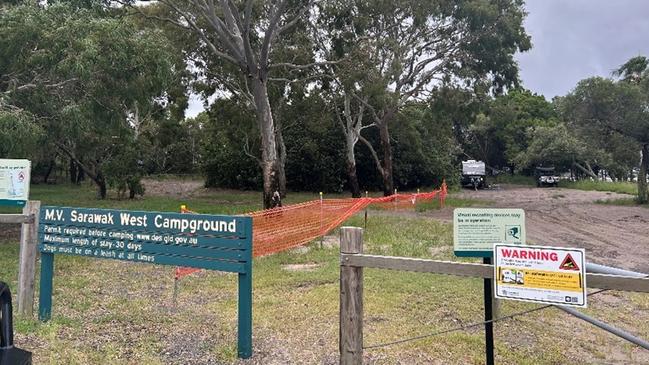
[{"left": 429, "top": 185, "right": 649, "bottom": 272}]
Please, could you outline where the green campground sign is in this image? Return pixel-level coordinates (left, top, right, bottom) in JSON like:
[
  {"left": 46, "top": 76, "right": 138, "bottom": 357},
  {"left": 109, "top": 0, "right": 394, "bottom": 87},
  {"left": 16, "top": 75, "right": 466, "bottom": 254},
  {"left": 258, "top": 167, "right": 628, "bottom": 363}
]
[
  {"left": 0, "top": 159, "right": 31, "bottom": 207},
  {"left": 453, "top": 208, "right": 526, "bottom": 257},
  {"left": 38, "top": 206, "right": 254, "bottom": 358}
]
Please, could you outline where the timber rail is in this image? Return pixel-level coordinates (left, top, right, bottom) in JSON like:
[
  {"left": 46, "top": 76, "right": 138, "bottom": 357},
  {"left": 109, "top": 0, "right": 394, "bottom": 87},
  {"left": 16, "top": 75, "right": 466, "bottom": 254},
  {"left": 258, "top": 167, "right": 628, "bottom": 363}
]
[{"left": 338, "top": 226, "right": 649, "bottom": 364}]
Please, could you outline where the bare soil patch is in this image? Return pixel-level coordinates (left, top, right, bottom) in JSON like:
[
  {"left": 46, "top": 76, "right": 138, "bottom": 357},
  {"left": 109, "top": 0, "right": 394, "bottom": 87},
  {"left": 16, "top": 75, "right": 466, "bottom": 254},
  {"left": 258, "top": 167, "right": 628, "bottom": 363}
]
[
  {"left": 417, "top": 184, "right": 649, "bottom": 364},
  {"left": 281, "top": 263, "right": 323, "bottom": 272},
  {"left": 5, "top": 182, "right": 649, "bottom": 364},
  {"left": 141, "top": 178, "right": 205, "bottom": 198},
  {"left": 426, "top": 184, "right": 649, "bottom": 272},
  {"left": 0, "top": 225, "right": 20, "bottom": 242}
]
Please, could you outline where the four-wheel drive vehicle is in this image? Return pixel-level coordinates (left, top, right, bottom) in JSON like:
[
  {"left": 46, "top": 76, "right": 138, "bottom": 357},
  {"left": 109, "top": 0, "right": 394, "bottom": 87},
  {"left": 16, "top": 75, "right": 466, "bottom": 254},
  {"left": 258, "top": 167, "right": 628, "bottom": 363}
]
[
  {"left": 461, "top": 160, "right": 486, "bottom": 190},
  {"left": 535, "top": 167, "right": 560, "bottom": 187}
]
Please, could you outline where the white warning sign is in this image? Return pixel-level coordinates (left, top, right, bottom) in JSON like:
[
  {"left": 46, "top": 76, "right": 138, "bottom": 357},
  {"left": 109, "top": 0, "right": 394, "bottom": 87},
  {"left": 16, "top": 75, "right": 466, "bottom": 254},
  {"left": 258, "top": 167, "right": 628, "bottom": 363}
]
[
  {"left": 0, "top": 159, "right": 31, "bottom": 206},
  {"left": 494, "top": 244, "right": 587, "bottom": 308}
]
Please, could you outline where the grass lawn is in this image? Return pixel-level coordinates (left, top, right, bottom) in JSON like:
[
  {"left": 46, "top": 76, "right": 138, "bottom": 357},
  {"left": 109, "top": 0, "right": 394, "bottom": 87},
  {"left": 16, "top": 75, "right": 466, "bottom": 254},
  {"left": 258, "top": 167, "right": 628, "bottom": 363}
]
[
  {"left": 559, "top": 180, "right": 638, "bottom": 195},
  {"left": 595, "top": 198, "right": 649, "bottom": 208},
  {"left": 560, "top": 180, "right": 649, "bottom": 209},
  {"left": 1, "top": 182, "right": 648, "bottom": 364},
  {"left": 416, "top": 195, "right": 491, "bottom": 212},
  {"left": 489, "top": 174, "right": 536, "bottom": 186}
]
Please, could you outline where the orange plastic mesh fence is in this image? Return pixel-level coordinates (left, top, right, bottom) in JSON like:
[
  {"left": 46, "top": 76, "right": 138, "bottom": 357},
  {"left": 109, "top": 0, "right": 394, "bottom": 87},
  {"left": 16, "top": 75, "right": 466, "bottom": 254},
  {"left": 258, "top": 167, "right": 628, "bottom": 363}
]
[
  {"left": 251, "top": 197, "right": 370, "bottom": 257},
  {"left": 370, "top": 190, "right": 444, "bottom": 211},
  {"left": 175, "top": 182, "right": 447, "bottom": 279}
]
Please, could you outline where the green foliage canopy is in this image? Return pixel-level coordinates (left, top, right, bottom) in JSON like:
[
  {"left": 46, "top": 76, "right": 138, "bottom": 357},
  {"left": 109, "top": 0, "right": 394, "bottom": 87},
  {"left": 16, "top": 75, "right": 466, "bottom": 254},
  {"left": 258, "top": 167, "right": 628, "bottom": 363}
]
[{"left": 1, "top": 2, "right": 183, "bottom": 197}]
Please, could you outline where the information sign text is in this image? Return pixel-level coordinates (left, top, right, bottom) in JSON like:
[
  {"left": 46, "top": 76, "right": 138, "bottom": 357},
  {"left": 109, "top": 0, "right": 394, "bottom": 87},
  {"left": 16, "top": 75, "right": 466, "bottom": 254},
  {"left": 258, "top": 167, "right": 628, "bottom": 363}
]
[
  {"left": 0, "top": 159, "right": 31, "bottom": 206},
  {"left": 37, "top": 206, "right": 254, "bottom": 358},
  {"left": 494, "top": 244, "right": 587, "bottom": 307},
  {"left": 453, "top": 208, "right": 525, "bottom": 257}
]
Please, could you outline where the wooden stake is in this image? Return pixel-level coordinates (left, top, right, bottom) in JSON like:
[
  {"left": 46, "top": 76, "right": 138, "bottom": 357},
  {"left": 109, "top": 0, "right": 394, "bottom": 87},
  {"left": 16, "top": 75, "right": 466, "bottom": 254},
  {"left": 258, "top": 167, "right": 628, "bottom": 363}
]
[
  {"left": 340, "top": 227, "right": 363, "bottom": 365},
  {"left": 18, "top": 200, "right": 40, "bottom": 317}
]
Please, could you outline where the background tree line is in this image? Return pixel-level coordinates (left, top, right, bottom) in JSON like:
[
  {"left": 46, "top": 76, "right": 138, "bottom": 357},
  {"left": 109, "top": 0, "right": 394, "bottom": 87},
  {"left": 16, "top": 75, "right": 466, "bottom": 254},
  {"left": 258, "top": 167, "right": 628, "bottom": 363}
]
[{"left": 1, "top": 1, "right": 647, "bottom": 205}]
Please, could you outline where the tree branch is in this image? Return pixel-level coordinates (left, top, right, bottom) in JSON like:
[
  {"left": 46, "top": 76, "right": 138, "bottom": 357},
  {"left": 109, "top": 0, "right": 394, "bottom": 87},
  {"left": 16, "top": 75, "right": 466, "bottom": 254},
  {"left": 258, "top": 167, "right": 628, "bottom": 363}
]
[
  {"left": 333, "top": 100, "right": 348, "bottom": 137},
  {"left": 214, "top": 0, "right": 252, "bottom": 65},
  {"left": 268, "top": 74, "right": 325, "bottom": 84},
  {"left": 243, "top": 133, "right": 262, "bottom": 166},
  {"left": 276, "top": 1, "right": 311, "bottom": 36},
  {"left": 260, "top": 0, "right": 288, "bottom": 69},
  {"left": 350, "top": 91, "right": 383, "bottom": 126},
  {"left": 269, "top": 60, "right": 340, "bottom": 70},
  {"left": 119, "top": 2, "right": 191, "bottom": 29},
  {"left": 195, "top": 0, "right": 247, "bottom": 61},
  {"left": 4, "top": 77, "right": 79, "bottom": 95},
  {"left": 575, "top": 161, "right": 598, "bottom": 179},
  {"left": 357, "top": 132, "right": 385, "bottom": 177},
  {"left": 154, "top": 0, "right": 243, "bottom": 66},
  {"left": 55, "top": 142, "right": 99, "bottom": 182}
]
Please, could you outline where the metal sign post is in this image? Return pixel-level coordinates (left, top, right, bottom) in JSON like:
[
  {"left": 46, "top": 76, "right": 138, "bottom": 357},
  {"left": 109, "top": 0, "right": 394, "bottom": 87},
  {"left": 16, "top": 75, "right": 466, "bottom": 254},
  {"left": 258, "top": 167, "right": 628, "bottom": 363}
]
[
  {"left": 453, "top": 207, "right": 527, "bottom": 364},
  {"left": 483, "top": 257, "right": 495, "bottom": 365}
]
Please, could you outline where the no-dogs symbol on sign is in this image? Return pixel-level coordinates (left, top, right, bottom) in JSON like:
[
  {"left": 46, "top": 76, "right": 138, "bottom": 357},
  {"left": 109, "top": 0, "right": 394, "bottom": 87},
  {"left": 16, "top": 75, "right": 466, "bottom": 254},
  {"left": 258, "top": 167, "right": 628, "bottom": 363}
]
[{"left": 494, "top": 244, "right": 587, "bottom": 307}]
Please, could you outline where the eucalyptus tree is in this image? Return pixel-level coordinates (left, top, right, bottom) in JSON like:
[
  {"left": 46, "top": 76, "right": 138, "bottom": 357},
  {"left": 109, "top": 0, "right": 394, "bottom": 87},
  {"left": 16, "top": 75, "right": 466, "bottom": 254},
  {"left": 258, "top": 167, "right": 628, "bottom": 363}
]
[
  {"left": 331, "top": 93, "right": 367, "bottom": 197},
  {"left": 1, "top": 2, "right": 181, "bottom": 198},
  {"left": 0, "top": 111, "right": 42, "bottom": 158},
  {"left": 316, "top": 0, "right": 530, "bottom": 195},
  {"left": 614, "top": 56, "right": 649, "bottom": 83},
  {"left": 487, "top": 89, "right": 557, "bottom": 172},
  {"left": 561, "top": 75, "right": 649, "bottom": 202},
  {"left": 614, "top": 56, "right": 649, "bottom": 201},
  {"left": 512, "top": 123, "right": 613, "bottom": 178},
  {"left": 127, "top": 0, "right": 324, "bottom": 208}
]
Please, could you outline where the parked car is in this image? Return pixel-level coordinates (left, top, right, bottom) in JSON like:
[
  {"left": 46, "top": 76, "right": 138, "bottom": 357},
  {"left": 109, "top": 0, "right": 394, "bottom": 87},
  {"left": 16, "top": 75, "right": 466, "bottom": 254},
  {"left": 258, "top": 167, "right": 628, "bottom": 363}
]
[{"left": 535, "top": 166, "right": 560, "bottom": 187}]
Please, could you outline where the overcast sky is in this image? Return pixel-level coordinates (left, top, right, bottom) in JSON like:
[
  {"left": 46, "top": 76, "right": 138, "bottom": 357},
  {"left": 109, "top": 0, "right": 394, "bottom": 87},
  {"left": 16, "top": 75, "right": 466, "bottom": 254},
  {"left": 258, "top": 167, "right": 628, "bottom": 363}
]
[
  {"left": 517, "top": 0, "right": 649, "bottom": 100},
  {"left": 186, "top": 0, "right": 649, "bottom": 117}
]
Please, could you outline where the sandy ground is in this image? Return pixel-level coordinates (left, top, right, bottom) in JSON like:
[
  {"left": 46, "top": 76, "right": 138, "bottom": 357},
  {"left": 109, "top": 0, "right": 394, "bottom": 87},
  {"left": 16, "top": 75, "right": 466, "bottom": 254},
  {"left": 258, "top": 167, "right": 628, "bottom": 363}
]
[
  {"left": 4, "top": 182, "right": 649, "bottom": 364},
  {"left": 426, "top": 184, "right": 649, "bottom": 273},
  {"left": 420, "top": 184, "right": 649, "bottom": 364},
  {"left": 141, "top": 178, "right": 205, "bottom": 198}
]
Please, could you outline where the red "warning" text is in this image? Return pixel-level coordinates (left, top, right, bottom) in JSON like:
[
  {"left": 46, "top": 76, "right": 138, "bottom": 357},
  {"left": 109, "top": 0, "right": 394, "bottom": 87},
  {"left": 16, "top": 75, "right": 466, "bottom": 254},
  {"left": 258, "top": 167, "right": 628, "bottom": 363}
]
[{"left": 501, "top": 248, "right": 558, "bottom": 261}]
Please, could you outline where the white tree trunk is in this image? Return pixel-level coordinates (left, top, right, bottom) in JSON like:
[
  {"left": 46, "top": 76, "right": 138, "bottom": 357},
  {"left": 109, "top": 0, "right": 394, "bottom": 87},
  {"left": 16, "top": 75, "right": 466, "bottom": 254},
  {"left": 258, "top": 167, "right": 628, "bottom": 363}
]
[{"left": 251, "top": 77, "right": 281, "bottom": 208}]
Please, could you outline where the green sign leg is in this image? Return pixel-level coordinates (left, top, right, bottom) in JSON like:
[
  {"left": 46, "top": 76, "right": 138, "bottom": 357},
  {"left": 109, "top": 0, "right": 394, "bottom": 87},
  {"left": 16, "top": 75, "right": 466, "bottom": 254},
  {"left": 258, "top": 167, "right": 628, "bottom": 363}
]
[
  {"left": 237, "top": 270, "right": 252, "bottom": 358},
  {"left": 38, "top": 253, "right": 54, "bottom": 321}
]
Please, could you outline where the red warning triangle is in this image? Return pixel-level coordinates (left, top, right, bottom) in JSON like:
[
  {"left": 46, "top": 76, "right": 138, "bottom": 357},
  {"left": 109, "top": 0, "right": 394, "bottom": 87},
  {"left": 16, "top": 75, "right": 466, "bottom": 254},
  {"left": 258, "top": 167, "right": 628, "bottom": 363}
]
[{"left": 559, "top": 253, "right": 580, "bottom": 271}]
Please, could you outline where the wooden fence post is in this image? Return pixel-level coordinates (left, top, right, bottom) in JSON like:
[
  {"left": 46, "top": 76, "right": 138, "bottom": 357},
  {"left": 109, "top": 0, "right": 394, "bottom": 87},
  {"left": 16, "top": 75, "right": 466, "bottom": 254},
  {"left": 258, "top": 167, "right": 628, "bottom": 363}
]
[
  {"left": 17, "top": 200, "right": 40, "bottom": 317},
  {"left": 340, "top": 227, "right": 363, "bottom": 365}
]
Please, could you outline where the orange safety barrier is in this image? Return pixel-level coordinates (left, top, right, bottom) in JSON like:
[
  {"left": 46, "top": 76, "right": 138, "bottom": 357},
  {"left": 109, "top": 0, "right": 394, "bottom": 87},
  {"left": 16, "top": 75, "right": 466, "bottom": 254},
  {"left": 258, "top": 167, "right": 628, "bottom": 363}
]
[{"left": 175, "top": 181, "right": 447, "bottom": 279}]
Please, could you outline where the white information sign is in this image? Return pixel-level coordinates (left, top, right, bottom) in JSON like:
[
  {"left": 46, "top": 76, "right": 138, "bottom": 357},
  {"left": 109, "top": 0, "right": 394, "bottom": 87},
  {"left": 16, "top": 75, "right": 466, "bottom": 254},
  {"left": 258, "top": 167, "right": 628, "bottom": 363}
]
[
  {"left": 494, "top": 244, "right": 587, "bottom": 307},
  {"left": 453, "top": 208, "right": 525, "bottom": 257},
  {"left": 0, "top": 159, "right": 31, "bottom": 206}
]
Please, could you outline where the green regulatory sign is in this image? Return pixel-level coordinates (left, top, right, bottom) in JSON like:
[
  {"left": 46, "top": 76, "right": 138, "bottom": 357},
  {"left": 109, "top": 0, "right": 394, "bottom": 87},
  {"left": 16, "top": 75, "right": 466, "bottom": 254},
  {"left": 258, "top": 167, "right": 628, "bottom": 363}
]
[
  {"left": 38, "top": 206, "right": 254, "bottom": 358},
  {"left": 453, "top": 208, "right": 526, "bottom": 257}
]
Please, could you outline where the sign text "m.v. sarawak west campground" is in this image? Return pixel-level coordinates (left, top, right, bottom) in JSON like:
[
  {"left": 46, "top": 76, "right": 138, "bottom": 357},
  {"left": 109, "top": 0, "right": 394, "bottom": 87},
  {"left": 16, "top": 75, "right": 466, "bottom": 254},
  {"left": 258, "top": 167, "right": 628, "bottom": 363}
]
[
  {"left": 40, "top": 207, "right": 246, "bottom": 266},
  {"left": 38, "top": 206, "right": 254, "bottom": 358}
]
